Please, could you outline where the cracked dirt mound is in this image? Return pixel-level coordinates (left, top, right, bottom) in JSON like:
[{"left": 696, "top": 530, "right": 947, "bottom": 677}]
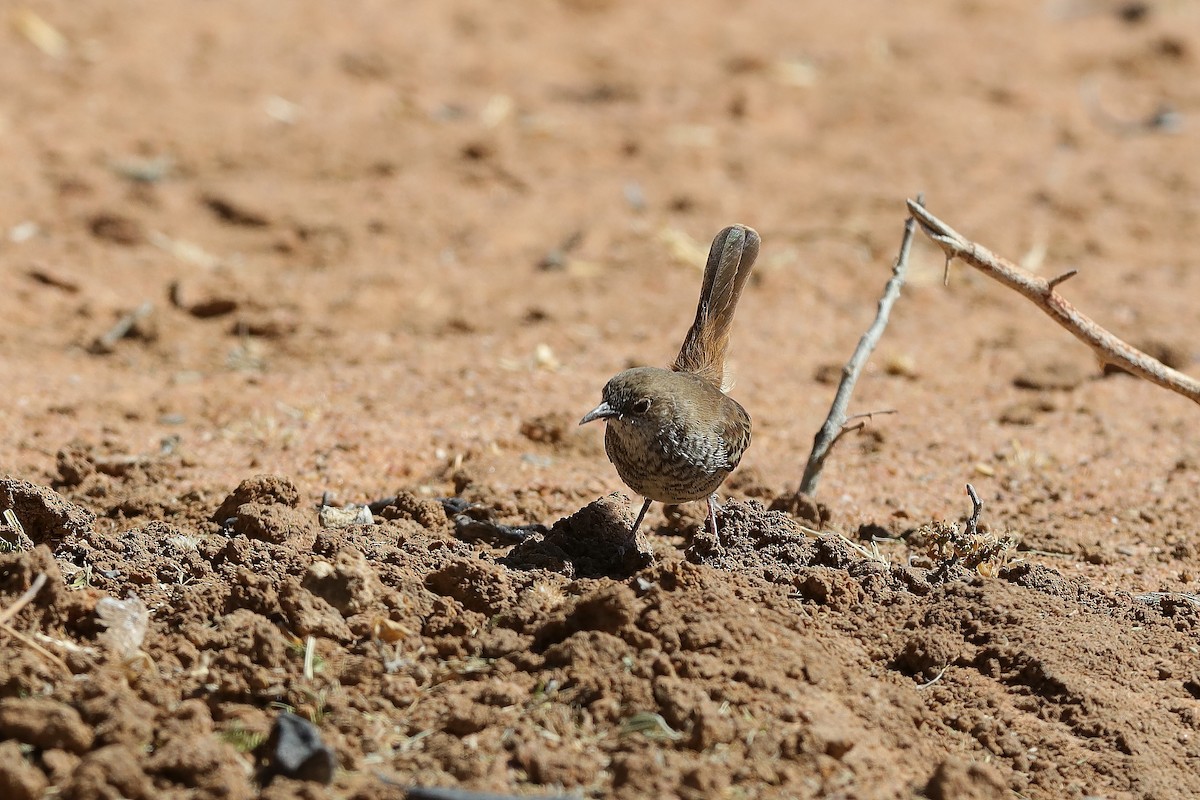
[
  {"left": 3, "top": 0, "right": 1200, "bottom": 798},
  {"left": 3, "top": 478, "right": 1200, "bottom": 799}
]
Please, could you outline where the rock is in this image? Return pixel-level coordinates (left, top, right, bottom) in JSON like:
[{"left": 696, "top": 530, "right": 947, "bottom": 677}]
[
  {"left": 260, "top": 712, "right": 336, "bottom": 785},
  {"left": 317, "top": 505, "right": 372, "bottom": 528}
]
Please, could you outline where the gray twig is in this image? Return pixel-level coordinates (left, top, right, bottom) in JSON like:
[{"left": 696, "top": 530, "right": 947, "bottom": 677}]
[
  {"left": 908, "top": 200, "right": 1200, "bottom": 406},
  {"left": 800, "top": 197, "right": 921, "bottom": 495},
  {"left": 88, "top": 301, "right": 153, "bottom": 354},
  {"left": 964, "top": 483, "right": 982, "bottom": 536}
]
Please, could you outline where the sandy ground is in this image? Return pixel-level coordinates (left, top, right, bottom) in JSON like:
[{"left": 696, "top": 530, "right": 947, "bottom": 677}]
[{"left": 2, "top": 1, "right": 1200, "bottom": 798}]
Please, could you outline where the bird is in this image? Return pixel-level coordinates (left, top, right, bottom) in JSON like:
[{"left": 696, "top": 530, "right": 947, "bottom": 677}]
[{"left": 579, "top": 224, "right": 760, "bottom": 539}]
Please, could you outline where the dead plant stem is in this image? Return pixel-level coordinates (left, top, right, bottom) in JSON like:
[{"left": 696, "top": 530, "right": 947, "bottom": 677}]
[
  {"left": 800, "top": 198, "right": 921, "bottom": 495},
  {"left": 907, "top": 200, "right": 1200, "bottom": 406}
]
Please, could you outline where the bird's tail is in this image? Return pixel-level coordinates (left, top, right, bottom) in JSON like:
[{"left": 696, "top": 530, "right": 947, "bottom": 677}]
[{"left": 672, "top": 224, "right": 760, "bottom": 391}]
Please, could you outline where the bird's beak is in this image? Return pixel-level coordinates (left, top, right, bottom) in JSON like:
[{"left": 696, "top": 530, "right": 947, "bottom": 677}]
[{"left": 579, "top": 401, "right": 618, "bottom": 426}]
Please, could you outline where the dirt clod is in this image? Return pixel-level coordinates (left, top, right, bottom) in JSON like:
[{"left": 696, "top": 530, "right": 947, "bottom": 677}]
[
  {"left": 505, "top": 493, "right": 651, "bottom": 578},
  {"left": 0, "top": 740, "right": 49, "bottom": 800},
  {"left": 301, "top": 548, "right": 379, "bottom": 616},
  {"left": 212, "top": 475, "right": 302, "bottom": 522},
  {"left": 0, "top": 478, "right": 95, "bottom": 542},
  {"left": 0, "top": 697, "right": 94, "bottom": 753},
  {"left": 924, "top": 757, "right": 1008, "bottom": 800}
]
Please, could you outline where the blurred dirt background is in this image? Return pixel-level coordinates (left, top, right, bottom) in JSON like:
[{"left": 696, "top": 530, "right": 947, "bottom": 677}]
[{"left": 2, "top": 0, "right": 1200, "bottom": 798}]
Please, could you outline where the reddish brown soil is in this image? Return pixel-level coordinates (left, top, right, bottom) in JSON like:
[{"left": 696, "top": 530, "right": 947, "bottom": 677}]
[{"left": 3, "top": 1, "right": 1200, "bottom": 798}]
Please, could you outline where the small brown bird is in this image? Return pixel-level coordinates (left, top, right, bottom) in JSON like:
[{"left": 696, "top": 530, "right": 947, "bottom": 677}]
[{"left": 580, "top": 224, "right": 760, "bottom": 538}]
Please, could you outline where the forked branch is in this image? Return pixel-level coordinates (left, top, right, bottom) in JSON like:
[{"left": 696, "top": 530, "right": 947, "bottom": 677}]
[{"left": 908, "top": 200, "right": 1200, "bottom": 406}]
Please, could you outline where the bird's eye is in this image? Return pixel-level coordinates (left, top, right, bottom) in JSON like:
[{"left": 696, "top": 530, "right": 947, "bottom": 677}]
[{"left": 631, "top": 398, "right": 652, "bottom": 415}]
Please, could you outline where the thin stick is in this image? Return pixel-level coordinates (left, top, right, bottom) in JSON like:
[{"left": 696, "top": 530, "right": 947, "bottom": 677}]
[
  {"left": 0, "top": 573, "right": 70, "bottom": 672},
  {"left": 907, "top": 200, "right": 1200, "bottom": 406},
  {"left": 0, "top": 621, "right": 71, "bottom": 672},
  {"left": 88, "top": 301, "right": 153, "bottom": 355},
  {"left": 917, "top": 664, "right": 950, "bottom": 690},
  {"left": 800, "top": 198, "right": 921, "bottom": 495},
  {"left": 303, "top": 635, "right": 316, "bottom": 681},
  {"left": 0, "top": 573, "right": 47, "bottom": 626},
  {"left": 964, "top": 484, "right": 982, "bottom": 536}
]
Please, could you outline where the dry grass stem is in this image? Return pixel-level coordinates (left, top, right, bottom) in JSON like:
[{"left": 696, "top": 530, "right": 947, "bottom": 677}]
[
  {"left": 917, "top": 664, "right": 950, "bottom": 690},
  {"left": 0, "top": 573, "right": 71, "bottom": 672},
  {"left": 0, "top": 572, "right": 47, "bottom": 626},
  {"left": 304, "top": 635, "right": 317, "bottom": 681},
  {"left": 1, "top": 621, "right": 71, "bottom": 672}
]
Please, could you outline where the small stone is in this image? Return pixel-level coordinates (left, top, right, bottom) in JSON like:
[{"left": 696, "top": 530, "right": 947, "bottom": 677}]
[
  {"left": 317, "top": 505, "right": 372, "bottom": 528},
  {"left": 261, "top": 713, "right": 336, "bottom": 785}
]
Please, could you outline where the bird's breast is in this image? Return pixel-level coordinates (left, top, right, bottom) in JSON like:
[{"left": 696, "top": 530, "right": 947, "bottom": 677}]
[{"left": 602, "top": 398, "right": 747, "bottom": 504}]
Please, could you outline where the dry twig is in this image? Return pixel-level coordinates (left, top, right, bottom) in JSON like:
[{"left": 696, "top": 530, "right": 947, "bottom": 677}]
[
  {"left": 800, "top": 198, "right": 921, "bottom": 495},
  {"left": 88, "top": 301, "right": 154, "bottom": 355},
  {"left": 917, "top": 664, "right": 950, "bottom": 690},
  {"left": 0, "top": 572, "right": 47, "bottom": 626},
  {"left": 0, "top": 573, "right": 70, "bottom": 672},
  {"left": 908, "top": 200, "right": 1200, "bottom": 406}
]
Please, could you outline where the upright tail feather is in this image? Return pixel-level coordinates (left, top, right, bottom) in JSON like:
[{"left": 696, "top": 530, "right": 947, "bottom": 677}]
[{"left": 672, "top": 224, "right": 760, "bottom": 391}]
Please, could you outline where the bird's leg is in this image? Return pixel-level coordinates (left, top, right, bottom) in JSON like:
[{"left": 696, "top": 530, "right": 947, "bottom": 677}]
[
  {"left": 706, "top": 494, "right": 724, "bottom": 554},
  {"left": 630, "top": 497, "right": 652, "bottom": 538},
  {"left": 706, "top": 495, "right": 720, "bottom": 537}
]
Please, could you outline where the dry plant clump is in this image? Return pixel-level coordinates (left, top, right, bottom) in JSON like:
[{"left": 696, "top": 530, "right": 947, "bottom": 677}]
[
  {"left": 918, "top": 484, "right": 1019, "bottom": 577},
  {"left": 919, "top": 519, "right": 1019, "bottom": 578}
]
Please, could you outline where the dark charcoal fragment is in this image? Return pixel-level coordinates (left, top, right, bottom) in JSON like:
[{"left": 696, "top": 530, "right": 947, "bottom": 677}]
[{"left": 259, "top": 712, "right": 335, "bottom": 785}]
